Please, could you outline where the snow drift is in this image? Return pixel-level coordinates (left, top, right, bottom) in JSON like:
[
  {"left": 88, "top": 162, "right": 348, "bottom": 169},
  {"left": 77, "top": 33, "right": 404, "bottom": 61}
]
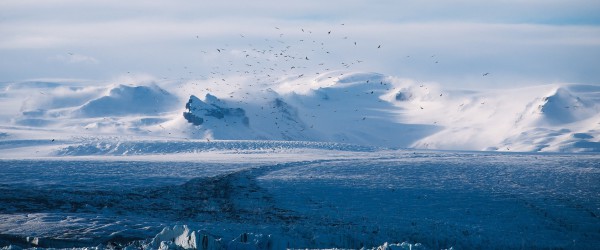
[
  {"left": 75, "top": 84, "right": 179, "bottom": 117},
  {"left": 1, "top": 72, "right": 599, "bottom": 153}
]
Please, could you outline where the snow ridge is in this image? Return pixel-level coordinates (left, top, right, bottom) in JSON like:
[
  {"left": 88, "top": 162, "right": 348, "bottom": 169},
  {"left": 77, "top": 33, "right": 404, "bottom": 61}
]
[{"left": 0, "top": 72, "right": 599, "bottom": 153}]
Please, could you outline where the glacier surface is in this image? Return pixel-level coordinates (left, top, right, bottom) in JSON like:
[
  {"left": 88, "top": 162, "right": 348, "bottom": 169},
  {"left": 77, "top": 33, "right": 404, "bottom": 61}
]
[{"left": 0, "top": 147, "right": 598, "bottom": 249}]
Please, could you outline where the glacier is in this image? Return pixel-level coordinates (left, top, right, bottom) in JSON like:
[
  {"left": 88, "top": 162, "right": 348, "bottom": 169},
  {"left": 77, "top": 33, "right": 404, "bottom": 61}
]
[
  {"left": 1, "top": 72, "right": 599, "bottom": 249},
  {"left": 0, "top": 148, "right": 599, "bottom": 249}
]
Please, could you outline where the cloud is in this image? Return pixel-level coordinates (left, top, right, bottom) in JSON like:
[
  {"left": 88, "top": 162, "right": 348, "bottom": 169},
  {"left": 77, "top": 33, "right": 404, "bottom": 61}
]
[
  {"left": 0, "top": 0, "right": 599, "bottom": 86},
  {"left": 1, "top": 0, "right": 599, "bottom": 24},
  {"left": 51, "top": 53, "right": 99, "bottom": 64}
]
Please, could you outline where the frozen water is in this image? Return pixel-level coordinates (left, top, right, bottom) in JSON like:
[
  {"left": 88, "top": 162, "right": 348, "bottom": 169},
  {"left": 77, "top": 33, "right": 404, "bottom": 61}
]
[{"left": 0, "top": 150, "right": 598, "bottom": 249}]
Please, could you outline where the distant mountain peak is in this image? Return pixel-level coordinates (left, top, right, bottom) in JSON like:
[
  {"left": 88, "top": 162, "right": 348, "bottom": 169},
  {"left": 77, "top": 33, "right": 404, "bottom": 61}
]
[{"left": 183, "top": 94, "right": 249, "bottom": 127}]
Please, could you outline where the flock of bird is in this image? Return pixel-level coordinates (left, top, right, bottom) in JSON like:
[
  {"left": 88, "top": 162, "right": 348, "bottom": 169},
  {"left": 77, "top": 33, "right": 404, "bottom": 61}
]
[
  {"left": 177, "top": 25, "right": 449, "bottom": 104},
  {"left": 129, "top": 24, "right": 492, "bottom": 141},
  {"left": 183, "top": 24, "right": 492, "bottom": 98}
]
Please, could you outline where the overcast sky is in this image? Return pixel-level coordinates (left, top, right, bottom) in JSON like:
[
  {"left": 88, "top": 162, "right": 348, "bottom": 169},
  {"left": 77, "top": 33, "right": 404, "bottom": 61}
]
[{"left": 1, "top": 0, "right": 599, "bottom": 88}]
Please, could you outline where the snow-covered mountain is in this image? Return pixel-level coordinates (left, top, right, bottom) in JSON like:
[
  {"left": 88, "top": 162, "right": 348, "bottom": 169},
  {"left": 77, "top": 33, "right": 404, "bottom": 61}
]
[
  {"left": 1, "top": 74, "right": 600, "bottom": 250},
  {"left": 0, "top": 72, "right": 599, "bottom": 154}
]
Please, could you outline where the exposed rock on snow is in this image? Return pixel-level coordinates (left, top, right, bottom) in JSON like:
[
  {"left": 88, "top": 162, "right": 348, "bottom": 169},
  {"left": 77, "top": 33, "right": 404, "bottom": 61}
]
[
  {"left": 394, "top": 89, "right": 414, "bottom": 101},
  {"left": 183, "top": 94, "right": 250, "bottom": 127},
  {"left": 267, "top": 98, "right": 309, "bottom": 140},
  {"left": 538, "top": 87, "right": 594, "bottom": 125}
]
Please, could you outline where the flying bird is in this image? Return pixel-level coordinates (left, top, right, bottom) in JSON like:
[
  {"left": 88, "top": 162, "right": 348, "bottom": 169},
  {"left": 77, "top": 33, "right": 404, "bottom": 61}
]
[{"left": 483, "top": 72, "right": 490, "bottom": 76}]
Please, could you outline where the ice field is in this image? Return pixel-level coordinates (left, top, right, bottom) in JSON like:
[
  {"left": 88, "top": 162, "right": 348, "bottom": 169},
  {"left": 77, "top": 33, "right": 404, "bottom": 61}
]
[{"left": 0, "top": 144, "right": 599, "bottom": 249}]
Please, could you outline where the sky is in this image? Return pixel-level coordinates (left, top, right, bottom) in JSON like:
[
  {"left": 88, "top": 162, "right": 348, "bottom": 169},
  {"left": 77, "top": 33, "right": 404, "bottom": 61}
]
[{"left": 1, "top": 0, "right": 600, "bottom": 88}]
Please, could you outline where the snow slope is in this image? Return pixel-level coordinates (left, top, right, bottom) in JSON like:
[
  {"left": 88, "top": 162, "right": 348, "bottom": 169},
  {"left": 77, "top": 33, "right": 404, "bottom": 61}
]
[
  {"left": 0, "top": 72, "right": 599, "bottom": 154},
  {"left": 404, "top": 83, "right": 600, "bottom": 152},
  {"left": 75, "top": 84, "right": 179, "bottom": 117}
]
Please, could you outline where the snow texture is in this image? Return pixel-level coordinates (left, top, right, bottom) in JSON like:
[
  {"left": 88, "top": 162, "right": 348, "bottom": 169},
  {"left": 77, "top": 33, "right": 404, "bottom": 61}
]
[
  {"left": 1, "top": 72, "right": 598, "bottom": 153},
  {"left": 0, "top": 150, "right": 598, "bottom": 249}
]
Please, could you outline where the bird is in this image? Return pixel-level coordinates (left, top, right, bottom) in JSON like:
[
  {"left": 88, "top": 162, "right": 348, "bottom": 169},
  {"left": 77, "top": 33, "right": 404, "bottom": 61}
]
[
  {"left": 483, "top": 72, "right": 490, "bottom": 76},
  {"left": 377, "top": 45, "right": 381, "bottom": 48}
]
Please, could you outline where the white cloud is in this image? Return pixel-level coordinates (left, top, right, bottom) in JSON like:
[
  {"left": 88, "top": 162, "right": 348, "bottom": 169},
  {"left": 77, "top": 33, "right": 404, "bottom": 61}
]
[
  {"left": 50, "top": 53, "right": 99, "bottom": 64},
  {"left": 0, "top": 0, "right": 599, "bottom": 86}
]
